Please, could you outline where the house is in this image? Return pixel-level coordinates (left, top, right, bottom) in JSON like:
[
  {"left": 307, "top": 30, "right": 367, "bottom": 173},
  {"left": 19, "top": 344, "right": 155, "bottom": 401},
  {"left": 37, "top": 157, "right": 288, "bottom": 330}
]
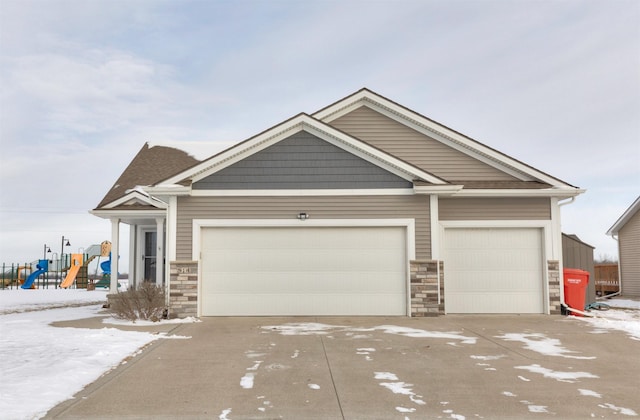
[
  {"left": 91, "top": 88, "right": 584, "bottom": 317},
  {"left": 606, "top": 196, "right": 640, "bottom": 297}
]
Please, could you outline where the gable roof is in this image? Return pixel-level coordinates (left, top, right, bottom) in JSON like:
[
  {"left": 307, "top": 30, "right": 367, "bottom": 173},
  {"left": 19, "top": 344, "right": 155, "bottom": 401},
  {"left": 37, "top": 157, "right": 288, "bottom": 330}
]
[
  {"left": 157, "top": 113, "right": 446, "bottom": 188},
  {"left": 95, "top": 143, "right": 200, "bottom": 209},
  {"left": 313, "top": 88, "right": 578, "bottom": 189},
  {"left": 607, "top": 196, "right": 640, "bottom": 235}
]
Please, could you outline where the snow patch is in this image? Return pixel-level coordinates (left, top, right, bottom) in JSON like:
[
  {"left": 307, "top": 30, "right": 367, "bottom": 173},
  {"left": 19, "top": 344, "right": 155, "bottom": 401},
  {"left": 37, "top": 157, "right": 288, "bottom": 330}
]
[
  {"left": 471, "top": 354, "right": 506, "bottom": 361},
  {"left": 0, "top": 304, "right": 162, "bottom": 420},
  {"left": 575, "top": 309, "right": 640, "bottom": 341},
  {"left": 515, "top": 364, "right": 598, "bottom": 383},
  {"left": 578, "top": 389, "right": 602, "bottom": 398},
  {"left": 396, "top": 406, "right": 415, "bottom": 413},
  {"left": 103, "top": 316, "right": 200, "bottom": 326},
  {"left": 598, "top": 403, "right": 638, "bottom": 416},
  {"left": 219, "top": 408, "right": 232, "bottom": 419},
  {"left": 502, "top": 391, "right": 516, "bottom": 397},
  {"left": 240, "top": 373, "right": 255, "bottom": 389},
  {"left": 525, "top": 404, "right": 549, "bottom": 413},
  {"left": 496, "top": 333, "right": 595, "bottom": 359},
  {"left": 262, "top": 323, "right": 477, "bottom": 344},
  {"left": 308, "top": 383, "right": 320, "bottom": 390},
  {"left": 375, "top": 372, "right": 399, "bottom": 380}
]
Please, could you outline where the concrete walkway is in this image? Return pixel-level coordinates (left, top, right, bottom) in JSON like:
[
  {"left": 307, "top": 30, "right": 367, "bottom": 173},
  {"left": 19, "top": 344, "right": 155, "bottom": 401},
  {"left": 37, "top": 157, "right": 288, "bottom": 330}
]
[{"left": 45, "top": 315, "right": 640, "bottom": 419}]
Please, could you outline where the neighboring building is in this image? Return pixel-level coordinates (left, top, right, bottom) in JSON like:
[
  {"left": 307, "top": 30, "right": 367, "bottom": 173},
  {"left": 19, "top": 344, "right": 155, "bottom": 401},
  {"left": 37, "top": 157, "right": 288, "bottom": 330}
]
[
  {"left": 562, "top": 233, "right": 595, "bottom": 304},
  {"left": 607, "top": 196, "right": 640, "bottom": 297},
  {"left": 91, "top": 88, "right": 584, "bottom": 317}
]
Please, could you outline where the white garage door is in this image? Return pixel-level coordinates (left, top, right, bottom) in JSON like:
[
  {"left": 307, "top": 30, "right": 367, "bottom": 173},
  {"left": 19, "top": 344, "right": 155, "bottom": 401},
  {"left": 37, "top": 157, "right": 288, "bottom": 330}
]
[
  {"left": 444, "top": 228, "right": 544, "bottom": 314},
  {"left": 200, "top": 226, "right": 407, "bottom": 316}
]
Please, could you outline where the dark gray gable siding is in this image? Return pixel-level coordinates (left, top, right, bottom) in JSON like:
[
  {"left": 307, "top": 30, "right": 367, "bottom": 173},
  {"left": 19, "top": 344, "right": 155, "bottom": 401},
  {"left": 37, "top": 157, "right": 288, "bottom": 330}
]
[{"left": 193, "top": 130, "right": 412, "bottom": 190}]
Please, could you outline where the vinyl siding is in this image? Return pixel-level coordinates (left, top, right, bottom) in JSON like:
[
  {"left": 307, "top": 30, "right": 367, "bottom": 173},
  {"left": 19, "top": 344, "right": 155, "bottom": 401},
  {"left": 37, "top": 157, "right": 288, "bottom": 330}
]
[
  {"left": 193, "top": 130, "right": 411, "bottom": 190},
  {"left": 329, "top": 105, "right": 518, "bottom": 181},
  {"left": 177, "top": 195, "right": 430, "bottom": 261},
  {"left": 619, "top": 211, "right": 640, "bottom": 296},
  {"left": 439, "top": 197, "right": 551, "bottom": 220}
]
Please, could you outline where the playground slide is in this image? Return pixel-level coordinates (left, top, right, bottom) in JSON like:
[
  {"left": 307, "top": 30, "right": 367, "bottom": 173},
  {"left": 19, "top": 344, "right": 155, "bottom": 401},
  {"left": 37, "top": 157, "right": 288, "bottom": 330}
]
[
  {"left": 60, "top": 254, "right": 83, "bottom": 288},
  {"left": 100, "top": 256, "right": 111, "bottom": 274},
  {"left": 21, "top": 259, "right": 49, "bottom": 289}
]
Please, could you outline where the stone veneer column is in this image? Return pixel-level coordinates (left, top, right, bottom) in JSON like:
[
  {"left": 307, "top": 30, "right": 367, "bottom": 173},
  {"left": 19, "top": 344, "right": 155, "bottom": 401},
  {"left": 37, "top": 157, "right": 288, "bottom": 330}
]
[
  {"left": 547, "top": 260, "right": 562, "bottom": 314},
  {"left": 169, "top": 261, "right": 198, "bottom": 318},
  {"left": 410, "top": 260, "right": 445, "bottom": 316}
]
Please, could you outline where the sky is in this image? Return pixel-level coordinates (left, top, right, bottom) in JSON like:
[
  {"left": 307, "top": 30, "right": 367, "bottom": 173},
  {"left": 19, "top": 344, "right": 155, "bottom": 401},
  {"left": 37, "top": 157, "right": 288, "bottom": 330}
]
[
  {"left": 0, "top": 0, "right": 638, "bottom": 268},
  {"left": 0, "top": 290, "right": 639, "bottom": 419}
]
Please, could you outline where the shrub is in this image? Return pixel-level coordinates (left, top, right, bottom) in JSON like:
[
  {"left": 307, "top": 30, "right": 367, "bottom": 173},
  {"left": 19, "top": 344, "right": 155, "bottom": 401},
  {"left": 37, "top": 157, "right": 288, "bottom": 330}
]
[{"left": 107, "top": 283, "right": 166, "bottom": 322}]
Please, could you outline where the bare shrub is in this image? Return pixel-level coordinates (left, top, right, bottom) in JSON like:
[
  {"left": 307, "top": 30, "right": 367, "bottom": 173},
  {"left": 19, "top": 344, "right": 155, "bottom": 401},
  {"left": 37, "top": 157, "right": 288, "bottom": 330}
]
[{"left": 107, "top": 283, "right": 166, "bottom": 322}]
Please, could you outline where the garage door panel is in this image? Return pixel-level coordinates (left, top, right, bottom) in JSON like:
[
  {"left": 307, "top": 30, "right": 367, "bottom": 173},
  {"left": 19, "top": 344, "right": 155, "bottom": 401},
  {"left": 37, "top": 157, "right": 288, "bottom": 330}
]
[
  {"left": 201, "top": 226, "right": 407, "bottom": 316},
  {"left": 444, "top": 228, "right": 544, "bottom": 314},
  {"left": 204, "top": 292, "right": 406, "bottom": 316},
  {"left": 204, "top": 249, "right": 403, "bottom": 272}
]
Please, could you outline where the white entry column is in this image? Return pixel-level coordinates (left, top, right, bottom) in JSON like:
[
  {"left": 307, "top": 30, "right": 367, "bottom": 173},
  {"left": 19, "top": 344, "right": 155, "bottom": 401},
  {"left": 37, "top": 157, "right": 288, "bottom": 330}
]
[
  {"left": 155, "top": 217, "right": 164, "bottom": 286},
  {"left": 110, "top": 218, "right": 120, "bottom": 293}
]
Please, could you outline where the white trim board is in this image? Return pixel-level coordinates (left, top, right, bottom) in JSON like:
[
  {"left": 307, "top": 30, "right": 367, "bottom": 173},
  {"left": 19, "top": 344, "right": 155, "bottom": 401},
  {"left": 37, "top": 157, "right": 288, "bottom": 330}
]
[{"left": 193, "top": 218, "right": 417, "bottom": 317}]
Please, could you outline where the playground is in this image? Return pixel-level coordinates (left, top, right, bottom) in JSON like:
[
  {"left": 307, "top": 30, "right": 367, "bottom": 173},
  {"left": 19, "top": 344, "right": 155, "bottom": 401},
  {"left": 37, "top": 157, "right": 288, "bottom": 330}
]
[{"left": 0, "top": 241, "right": 119, "bottom": 290}]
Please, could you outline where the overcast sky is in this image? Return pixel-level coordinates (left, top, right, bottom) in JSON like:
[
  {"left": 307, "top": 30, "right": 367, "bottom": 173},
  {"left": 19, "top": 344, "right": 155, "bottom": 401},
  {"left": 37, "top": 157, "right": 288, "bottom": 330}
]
[{"left": 1, "top": 0, "right": 638, "bottom": 269}]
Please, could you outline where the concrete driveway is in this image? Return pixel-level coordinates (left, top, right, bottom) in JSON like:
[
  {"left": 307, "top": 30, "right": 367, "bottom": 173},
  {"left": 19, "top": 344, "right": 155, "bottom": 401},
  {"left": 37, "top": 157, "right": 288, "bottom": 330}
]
[{"left": 45, "top": 315, "right": 639, "bottom": 419}]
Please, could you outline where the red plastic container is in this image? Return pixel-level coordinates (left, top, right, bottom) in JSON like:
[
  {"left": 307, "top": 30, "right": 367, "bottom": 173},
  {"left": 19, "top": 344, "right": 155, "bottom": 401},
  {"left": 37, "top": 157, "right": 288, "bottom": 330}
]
[{"left": 563, "top": 268, "right": 590, "bottom": 316}]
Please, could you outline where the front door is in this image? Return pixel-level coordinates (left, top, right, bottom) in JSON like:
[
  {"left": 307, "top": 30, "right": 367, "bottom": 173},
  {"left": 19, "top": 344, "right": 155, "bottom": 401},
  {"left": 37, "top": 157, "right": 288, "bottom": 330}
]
[{"left": 143, "top": 230, "right": 157, "bottom": 283}]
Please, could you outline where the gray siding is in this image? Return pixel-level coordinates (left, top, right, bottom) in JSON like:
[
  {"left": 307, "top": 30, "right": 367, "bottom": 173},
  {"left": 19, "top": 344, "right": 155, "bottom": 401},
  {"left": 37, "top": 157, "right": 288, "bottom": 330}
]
[
  {"left": 619, "top": 211, "right": 640, "bottom": 296},
  {"left": 562, "top": 234, "right": 596, "bottom": 303},
  {"left": 439, "top": 197, "right": 551, "bottom": 220},
  {"left": 193, "top": 130, "right": 412, "bottom": 190},
  {"left": 329, "top": 105, "right": 518, "bottom": 181},
  {"left": 177, "top": 195, "right": 430, "bottom": 261}
]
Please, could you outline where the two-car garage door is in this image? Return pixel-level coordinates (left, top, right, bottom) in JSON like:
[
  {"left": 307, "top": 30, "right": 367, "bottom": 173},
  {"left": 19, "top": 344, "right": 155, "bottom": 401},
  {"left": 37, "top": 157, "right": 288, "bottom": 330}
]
[
  {"left": 200, "top": 226, "right": 407, "bottom": 316},
  {"left": 443, "top": 228, "right": 545, "bottom": 314}
]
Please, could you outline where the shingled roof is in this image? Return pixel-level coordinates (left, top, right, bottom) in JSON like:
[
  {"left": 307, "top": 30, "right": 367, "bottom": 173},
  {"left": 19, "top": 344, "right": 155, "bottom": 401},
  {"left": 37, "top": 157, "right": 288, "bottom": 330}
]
[{"left": 95, "top": 143, "right": 200, "bottom": 209}]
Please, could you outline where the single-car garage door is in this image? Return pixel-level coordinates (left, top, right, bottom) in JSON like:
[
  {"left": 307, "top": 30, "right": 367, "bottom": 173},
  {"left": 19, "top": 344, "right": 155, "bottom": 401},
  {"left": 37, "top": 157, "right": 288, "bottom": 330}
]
[
  {"left": 200, "top": 226, "right": 407, "bottom": 316},
  {"left": 444, "top": 228, "right": 544, "bottom": 313}
]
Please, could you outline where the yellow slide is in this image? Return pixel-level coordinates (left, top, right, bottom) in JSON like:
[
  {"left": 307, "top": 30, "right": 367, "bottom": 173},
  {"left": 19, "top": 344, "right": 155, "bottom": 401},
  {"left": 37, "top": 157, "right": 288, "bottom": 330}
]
[{"left": 60, "top": 254, "right": 83, "bottom": 288}]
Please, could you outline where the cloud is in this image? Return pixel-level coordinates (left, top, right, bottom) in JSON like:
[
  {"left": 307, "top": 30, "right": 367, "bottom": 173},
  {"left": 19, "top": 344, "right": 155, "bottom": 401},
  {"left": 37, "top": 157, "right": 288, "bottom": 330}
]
[{"left": 0, "top": 0, "right": 638, "bottom": 266}]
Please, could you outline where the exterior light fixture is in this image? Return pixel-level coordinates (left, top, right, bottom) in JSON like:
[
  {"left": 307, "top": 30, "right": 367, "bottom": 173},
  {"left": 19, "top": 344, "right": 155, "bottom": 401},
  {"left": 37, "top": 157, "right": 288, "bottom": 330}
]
[
  {"left": 43, "top": 244, "right": 51, "bottom": 260},
  {"left": 297, "top": 212, "right": 309, "bottom": 221},
  {"left": 61, "top": 236, "right": 71, "bottom": 264}
]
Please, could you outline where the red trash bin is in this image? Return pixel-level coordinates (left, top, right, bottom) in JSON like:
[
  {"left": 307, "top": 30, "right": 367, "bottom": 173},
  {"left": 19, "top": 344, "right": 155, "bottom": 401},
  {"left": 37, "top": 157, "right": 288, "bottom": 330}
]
[{"left": 563, "top": 268, "right": 590, "bottom": 316}]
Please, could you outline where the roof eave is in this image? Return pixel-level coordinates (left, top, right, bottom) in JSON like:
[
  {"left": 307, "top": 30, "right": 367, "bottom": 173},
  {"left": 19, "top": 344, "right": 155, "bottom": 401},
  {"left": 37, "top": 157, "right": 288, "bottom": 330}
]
[{"left": 606, "top": 196, "right": 640, "bottom": 236}]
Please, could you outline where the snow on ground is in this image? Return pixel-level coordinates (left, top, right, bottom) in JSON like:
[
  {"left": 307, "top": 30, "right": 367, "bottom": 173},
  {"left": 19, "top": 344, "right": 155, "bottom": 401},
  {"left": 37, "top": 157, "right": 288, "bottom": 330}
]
[
  {"left": 0, "top": 289, "right": 193, "bottom": 420},
  {"left": 574, "top": 306, "right": 640, "bottom": 341},
  {"left": 0, "top": 289, "right": 108, "bottom": 314}
]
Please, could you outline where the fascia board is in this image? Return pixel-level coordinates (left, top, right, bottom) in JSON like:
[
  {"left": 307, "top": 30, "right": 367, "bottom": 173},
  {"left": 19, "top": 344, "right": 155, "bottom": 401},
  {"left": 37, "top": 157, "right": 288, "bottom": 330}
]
[
  {"left": 190, "top": 188, "right": 414, "bottom": 197},
  {"left": 162, "top": 113, "right": 445, "bottom": 186},
  {"left": 316, "top": 90, "right": 574, "bottom": 187},
  {"left": 143, "top": 185, "right": 191, "bottom": 196},
  {"left": 607, "top": 196, "right": 640, "bottom": 235},
  {"left": 90, "top": 209, "right": 167, "bottom": 219},
  {"left": 453, "top": 188, "right": 585, "bottom": 198},
  {"left": 413, "top": 185, "right": 464, "bottom": 196}
]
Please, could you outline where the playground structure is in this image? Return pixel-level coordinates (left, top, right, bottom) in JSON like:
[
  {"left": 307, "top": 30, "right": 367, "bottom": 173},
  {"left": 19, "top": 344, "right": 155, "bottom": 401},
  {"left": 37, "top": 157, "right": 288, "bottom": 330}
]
[{"left": 2, "top": 241, "right": 114, "bottom": 290}]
